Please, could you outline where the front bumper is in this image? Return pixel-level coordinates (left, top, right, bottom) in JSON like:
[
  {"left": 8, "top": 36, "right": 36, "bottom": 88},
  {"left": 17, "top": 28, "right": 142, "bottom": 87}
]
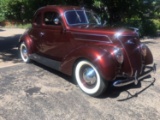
[{"left": 113, "top": 63, "right": 156, "bottom": 87}]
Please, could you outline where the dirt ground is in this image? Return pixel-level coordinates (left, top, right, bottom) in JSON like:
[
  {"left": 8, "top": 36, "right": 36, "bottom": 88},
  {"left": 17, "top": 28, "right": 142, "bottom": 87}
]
[
  {"left": 0, "top": 28, "right": 160, "bottom": 120},
  {"left": 0, "top": 28, "right": 26, "bottom": 68}
]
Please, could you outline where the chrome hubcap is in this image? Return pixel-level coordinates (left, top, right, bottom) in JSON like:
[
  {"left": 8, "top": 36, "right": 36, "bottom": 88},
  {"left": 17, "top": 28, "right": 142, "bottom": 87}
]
[
  {"left": 21, "top": 44, "right": 28, "bottom": 61},
  {"left": 82, "top": 67, "right": 97, "bottom": 86}
]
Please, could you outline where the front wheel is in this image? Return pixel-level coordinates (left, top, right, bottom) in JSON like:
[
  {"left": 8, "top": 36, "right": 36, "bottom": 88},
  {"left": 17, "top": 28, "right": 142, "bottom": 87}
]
[
  {"left": 19, "top": 42, "right": 30, "bottom": 63},
  {"left": 74, "top": 60, "right": 107, "bottom": 97}
]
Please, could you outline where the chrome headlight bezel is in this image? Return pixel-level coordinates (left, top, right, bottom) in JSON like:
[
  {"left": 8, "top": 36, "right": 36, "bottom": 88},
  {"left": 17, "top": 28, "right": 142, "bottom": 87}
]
[{"left": 112, "top": 47, "right": 124, "bottom": 64}]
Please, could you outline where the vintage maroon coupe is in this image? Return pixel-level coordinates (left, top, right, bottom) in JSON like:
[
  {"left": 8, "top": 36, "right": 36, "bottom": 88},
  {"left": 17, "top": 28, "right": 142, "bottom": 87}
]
[{"left": 19, "top": 5, "right": 156, "bottom": 96}]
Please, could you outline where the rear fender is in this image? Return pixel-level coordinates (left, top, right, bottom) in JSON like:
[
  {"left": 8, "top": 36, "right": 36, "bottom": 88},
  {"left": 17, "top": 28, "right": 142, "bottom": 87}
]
[
  {"left": 60, "top": 46, "right": 118, "bottom": 81},
  {"left": 19, "top": 33, "right": 35, "bottom": 54}
]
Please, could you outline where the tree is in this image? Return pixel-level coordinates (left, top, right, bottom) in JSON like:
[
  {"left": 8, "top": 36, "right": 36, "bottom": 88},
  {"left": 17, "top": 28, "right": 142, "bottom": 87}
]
[
  {"left": 99, "top": 0, "right": 160, "bottom": 23},
  {"left": 0, "top": 0, "right": 10, "bottom": 21},
  {"left": 0, "top": 0, "right": 159, "bottom": 36}
]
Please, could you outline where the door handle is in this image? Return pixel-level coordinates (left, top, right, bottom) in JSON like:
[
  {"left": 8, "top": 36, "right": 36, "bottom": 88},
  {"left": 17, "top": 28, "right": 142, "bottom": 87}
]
[{"left": 40, "top": 32, "right": 44, "bottom": 37}]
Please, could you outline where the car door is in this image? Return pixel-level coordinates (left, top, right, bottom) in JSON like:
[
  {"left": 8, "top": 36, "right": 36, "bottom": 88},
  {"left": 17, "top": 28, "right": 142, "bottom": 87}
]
[
  {"left": 29, "top": 12, "right": 42, "bottom": 53},
  {"left": 39, "top": 10, "right": 70, "bottom": 61}
]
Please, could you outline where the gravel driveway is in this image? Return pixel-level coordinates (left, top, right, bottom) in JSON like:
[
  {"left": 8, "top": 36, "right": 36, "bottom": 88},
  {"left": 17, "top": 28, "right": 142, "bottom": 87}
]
[
  {"left": 0, "top": 28, "right": 160, "bottom": 120},
  {"left": 0, "top": 28, "right": 26, "bottom": 68}
]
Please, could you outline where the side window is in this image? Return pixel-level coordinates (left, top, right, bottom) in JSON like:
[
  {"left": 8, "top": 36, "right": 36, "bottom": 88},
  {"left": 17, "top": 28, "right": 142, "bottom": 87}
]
[
  {"left": 34, "top": 13, "right": 41, "bottom": 25},
  {"left": 43, "top": 11, "right": 61, "bottom": 26}
]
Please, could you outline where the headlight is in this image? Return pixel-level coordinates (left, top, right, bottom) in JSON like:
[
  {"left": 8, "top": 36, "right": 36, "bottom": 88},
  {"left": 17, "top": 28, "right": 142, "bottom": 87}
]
[
  {"left": 113, "top": 47, "right": 124, "bottom": 64},
  {"left": 140, "top": 44, "right": 147, "bottom": 57}
]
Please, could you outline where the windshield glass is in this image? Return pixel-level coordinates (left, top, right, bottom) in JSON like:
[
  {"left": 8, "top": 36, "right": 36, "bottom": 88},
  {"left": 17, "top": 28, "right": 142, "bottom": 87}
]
[{"left": 65, "top": 10, "right": 101, "bottom": 26}]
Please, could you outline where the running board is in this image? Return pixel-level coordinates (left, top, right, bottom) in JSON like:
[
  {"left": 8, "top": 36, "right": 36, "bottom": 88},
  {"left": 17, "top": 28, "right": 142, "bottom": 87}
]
[{"left": 29, "top": 54, "right": 61, "bottom": 71}]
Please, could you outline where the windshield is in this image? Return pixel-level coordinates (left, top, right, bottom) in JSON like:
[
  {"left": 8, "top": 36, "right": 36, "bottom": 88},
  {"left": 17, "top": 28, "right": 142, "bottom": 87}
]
[{"left": 65, "top": 10, "right": 101, "bottom": 26}]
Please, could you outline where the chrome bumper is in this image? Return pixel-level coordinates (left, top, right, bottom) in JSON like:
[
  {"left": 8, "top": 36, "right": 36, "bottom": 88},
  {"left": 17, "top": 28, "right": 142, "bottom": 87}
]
[{"left": 113, "top": 63, "right": 156, "bottom": 87}]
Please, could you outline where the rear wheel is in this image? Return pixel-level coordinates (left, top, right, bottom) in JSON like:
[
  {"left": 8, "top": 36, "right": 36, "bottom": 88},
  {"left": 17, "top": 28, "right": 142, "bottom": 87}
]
[
  {"left": 19, "top": 42, "right": 30, "bottom": 63},
  {"left": 74, "top": 60, "right": 107, "bottom": 97}
]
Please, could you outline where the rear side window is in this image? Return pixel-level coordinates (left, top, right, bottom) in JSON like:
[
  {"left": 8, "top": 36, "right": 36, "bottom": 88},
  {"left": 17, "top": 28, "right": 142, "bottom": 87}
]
[
  {"left": 43, "top": 11, "right": 61, "bottom": 26},
  {"left": 34, "top": 13, "right": 41, "bottom": 25}
]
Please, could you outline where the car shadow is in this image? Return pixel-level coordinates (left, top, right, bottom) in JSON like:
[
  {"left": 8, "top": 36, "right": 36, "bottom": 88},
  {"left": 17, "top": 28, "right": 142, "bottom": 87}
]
[
  {"left": 32, "top": 61, "right": 74, "bottom": 84},
  {"left": 31, "top": 61, "right": 156, "bottom": 101},
  {"left": 0, "top": 34, "right": 22, "bottom": 63},
  {"left": 99, "top": 76, "right": 156, "bottom": 101},
  {"left": 0, "top": 29, "right": 5, "bottom": 32}
]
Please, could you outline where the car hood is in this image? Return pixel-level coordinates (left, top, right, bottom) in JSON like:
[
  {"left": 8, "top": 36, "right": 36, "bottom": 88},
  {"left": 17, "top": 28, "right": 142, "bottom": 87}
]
[
  {"left": 69, "top": 25, "right": 138, "bottom": 37},
  {"left": 69, "top": 25, "right": 139, "bottom": 44},
  {"left": 69, "top": 25, "right": 141, "bottom": 76}
]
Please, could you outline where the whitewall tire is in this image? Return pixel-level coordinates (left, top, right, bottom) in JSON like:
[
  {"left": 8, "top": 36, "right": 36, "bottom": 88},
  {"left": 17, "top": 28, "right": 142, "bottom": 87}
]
[
  {"left": 19, "top": 42, "right": 30, "bottom": 63},
  {"left": 75, "top": 60, "right": 107, "bottom": 96}
]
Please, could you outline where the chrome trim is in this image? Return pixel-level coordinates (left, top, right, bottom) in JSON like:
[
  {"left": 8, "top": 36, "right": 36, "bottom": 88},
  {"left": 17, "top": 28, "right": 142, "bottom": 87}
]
[
  {"left": 75, "top": 38, "right": 112, "bottom": 43},
  {"left": 83, "top": 67, "right": 97, "bottom": 85},
  {"left": 115, "top": 35, "right": 139, "bottom": 76},
  {"left": 72, "top": 32, "right": 113, "bottom": 43},
  {"left": 113, "top": 63, "right": 156, "bottom": 87}
]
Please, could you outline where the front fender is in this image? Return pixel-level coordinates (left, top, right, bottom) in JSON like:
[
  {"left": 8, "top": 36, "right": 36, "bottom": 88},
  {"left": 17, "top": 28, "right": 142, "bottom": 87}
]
[
  {"left": 145, "top": 47, "right": 153, "bottom": 65},
  {"left": 60, "top": 46, "right": 118, "bottom": 81}
]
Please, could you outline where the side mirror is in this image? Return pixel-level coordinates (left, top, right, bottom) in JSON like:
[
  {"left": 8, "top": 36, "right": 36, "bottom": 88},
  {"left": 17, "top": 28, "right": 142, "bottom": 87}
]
[{"left": 54, "top": 18, "right": 60, "bottom": 25}]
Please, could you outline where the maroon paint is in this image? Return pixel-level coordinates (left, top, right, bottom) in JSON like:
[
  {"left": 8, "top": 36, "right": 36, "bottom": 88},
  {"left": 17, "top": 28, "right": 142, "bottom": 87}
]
[{"left": 19, "top": 5, "right": 153, "bottom": 81}]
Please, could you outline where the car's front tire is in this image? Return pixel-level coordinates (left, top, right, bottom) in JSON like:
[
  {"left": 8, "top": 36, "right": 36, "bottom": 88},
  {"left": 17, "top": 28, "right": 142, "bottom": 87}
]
[
  {"left": 74, "top": 60, "right": 107, "bottom": 97},
  {"left": 19, "top": 42, "right": 30, "bottom": 63}
]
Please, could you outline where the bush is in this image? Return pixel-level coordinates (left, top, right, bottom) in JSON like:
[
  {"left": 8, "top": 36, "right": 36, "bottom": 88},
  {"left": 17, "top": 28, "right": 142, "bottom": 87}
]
[
  {"left": 0, "top": 17, "right": 5, "bottom": 22},
  {"left": 152, "top": 19, "right": 160, "bottom": 30},
  {"left": 141, "top": 20, "right": 157, "bottom": 37},
  {"left": 123, "top": 19, "right": 158, "bottom": 37}
]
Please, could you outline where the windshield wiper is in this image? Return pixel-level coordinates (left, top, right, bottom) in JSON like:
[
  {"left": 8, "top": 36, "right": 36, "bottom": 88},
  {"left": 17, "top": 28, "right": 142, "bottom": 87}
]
[{"left": 73, "top": 8, "right": 81, "bottom": 22}]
